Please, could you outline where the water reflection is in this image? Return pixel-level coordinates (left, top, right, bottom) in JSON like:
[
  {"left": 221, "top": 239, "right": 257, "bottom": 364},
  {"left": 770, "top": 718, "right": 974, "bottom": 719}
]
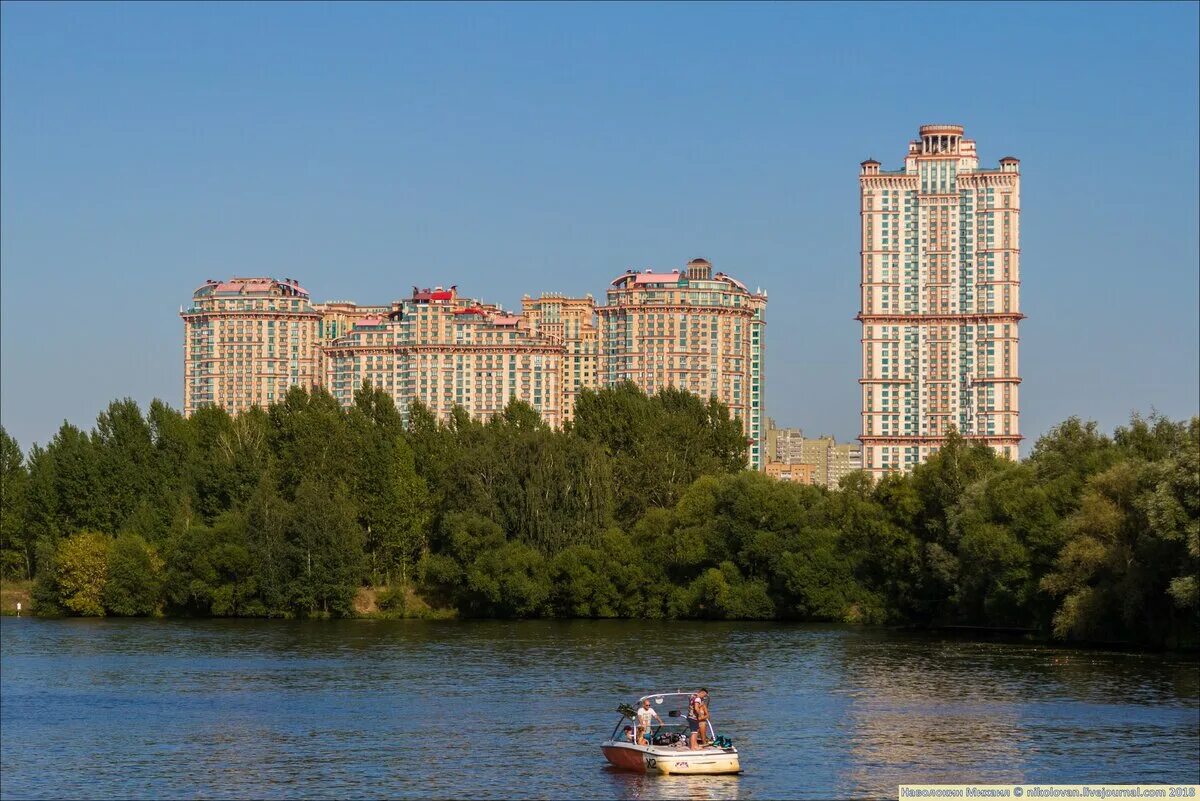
[
  {"left": 832, "top": 631, "right": 1199, "bottom": 797},
  {"left": 600, "top": 768, "right": 743, "bottom": 800},
  {"left": 1, "top": 619, "right": 1196, "bottom": 800}
]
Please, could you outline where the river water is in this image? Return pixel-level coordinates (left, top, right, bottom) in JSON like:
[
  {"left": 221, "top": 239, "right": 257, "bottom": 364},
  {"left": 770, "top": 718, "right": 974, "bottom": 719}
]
[{"left": 1, "top": 618, "right": 1196, "bottom": 799}]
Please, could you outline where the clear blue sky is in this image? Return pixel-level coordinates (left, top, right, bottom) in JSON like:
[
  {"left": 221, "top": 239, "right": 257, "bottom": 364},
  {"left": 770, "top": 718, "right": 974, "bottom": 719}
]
[{"left": 2, "top": 1, "right": 1197, "bottom": 451}]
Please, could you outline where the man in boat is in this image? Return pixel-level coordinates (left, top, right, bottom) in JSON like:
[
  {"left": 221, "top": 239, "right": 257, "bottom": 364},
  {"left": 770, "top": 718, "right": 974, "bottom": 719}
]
[
  {"left": 687, "top": 688, "right": 710, "bottom": 750},
  {"left": 634, "top": 698, "right": 663, "bottom": 745}
]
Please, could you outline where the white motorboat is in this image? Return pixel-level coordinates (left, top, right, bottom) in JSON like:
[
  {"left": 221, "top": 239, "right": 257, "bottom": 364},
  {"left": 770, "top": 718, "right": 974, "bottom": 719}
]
[{"left": 600, "top": 691, "right": 741, "bottom": 776}]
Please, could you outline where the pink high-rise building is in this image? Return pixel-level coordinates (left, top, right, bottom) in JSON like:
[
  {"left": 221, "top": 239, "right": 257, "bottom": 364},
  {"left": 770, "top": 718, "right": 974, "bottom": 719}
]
[
  {"left": 522, "top": 293, "right": 599, "bottom": 421},
  {"left": 322, "top": 286, "right": 567, "bottom": 426},
  {"left": 181, "top": 277, "right": 322, "bottom": 415},
  {"left": 858, "top": 124, "right": 1022, "bottom": 477},
  {"left": 597, "top": 259, "right": 767, "bottom": 469},
  {"left": 182, "top": 262, "right": 767, "bottom": 468}
]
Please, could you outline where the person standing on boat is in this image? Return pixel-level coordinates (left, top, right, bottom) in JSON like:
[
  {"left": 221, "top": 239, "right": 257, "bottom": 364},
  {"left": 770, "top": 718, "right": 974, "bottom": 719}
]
[
  {"left": 634, "top": 698, "right": 662, "bottom": 745},
  {"left": 687, "top": 689, "right": 710, "bottom": 750}
]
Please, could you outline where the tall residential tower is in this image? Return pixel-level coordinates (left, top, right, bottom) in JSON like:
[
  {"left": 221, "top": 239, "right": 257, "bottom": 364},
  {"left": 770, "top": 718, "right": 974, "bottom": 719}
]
[
  {"left": 598, "top": 258, "right": 767, "bottom": 468},
  {"left": 181, "top": 277, "right": 322, "bottom": 415},
  {"left": 858, "top": 124, "right": 1022, "bottom": 477}
]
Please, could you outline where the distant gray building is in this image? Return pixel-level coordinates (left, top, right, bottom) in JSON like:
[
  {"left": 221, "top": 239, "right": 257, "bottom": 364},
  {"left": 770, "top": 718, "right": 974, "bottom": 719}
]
[{"left": 765, "top": 419, "right": 863, "bottom": 489}]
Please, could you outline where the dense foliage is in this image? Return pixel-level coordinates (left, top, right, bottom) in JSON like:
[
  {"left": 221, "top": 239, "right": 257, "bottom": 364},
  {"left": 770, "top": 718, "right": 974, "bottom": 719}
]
[{"left": 1, "top": 384, "right": 1196, "bottom": 647}]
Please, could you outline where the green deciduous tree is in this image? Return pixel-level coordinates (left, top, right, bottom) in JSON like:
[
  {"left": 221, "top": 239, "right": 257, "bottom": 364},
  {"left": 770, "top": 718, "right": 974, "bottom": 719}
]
[
  {"left": 103, "top": 533, "right": 162, "bottom": 616},
  {"left": 1038, "top": 448, "right": 1196, "bottom": 646},
  {"left": 55, "top": 531, "right": 110, "bottom": 616},
  {"left": 573, "top": 383, "right": 746, "bottom": 524},
  {"left": 286, "top": 478, "right": 364, "bottom": 617},
  {"left": 49, "top": 423, "right": 105, "bottom": 534},
  {"left": 163, "top": 511, "right": 261, "bottom": 617},
  {"left": 348, "top": 384, "right": 431, "bottom": 586},
  {"left": 94, "top": 399, "right": 155, "bottom": 534}
]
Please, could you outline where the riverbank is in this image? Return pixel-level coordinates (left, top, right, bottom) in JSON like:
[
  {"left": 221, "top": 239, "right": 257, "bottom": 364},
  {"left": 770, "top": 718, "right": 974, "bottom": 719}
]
[
  {"left": 351, "top": 585, "right": 457, "bottom": 620},
  {"left": 3, "top": 571, "right": 1193, "bottom": 651},
  {"left": 0, "top": 580, "right": 32, "bottom": 616},
  {"left": 6, "top": 576, "right": 1195, "bottom": 651},
  {"left": 11, "top": 582, "right": 459, "bottom": 621}
]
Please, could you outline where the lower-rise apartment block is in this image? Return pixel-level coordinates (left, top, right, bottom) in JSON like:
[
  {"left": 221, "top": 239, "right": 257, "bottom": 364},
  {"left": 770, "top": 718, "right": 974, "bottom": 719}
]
[{"left": 764, "top": 461, "right": 816, "bottom": 485}]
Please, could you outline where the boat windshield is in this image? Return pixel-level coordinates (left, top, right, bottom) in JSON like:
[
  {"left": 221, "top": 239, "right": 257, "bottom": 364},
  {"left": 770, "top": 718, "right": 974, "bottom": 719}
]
[{"left": 609, "top": 691, "right": 707, "bottom": 742}]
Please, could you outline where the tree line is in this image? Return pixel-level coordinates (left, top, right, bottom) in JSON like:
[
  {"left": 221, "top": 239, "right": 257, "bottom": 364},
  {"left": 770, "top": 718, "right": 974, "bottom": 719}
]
[{"left": 0, "top": 383, "right": 1196, "bottom": 647}]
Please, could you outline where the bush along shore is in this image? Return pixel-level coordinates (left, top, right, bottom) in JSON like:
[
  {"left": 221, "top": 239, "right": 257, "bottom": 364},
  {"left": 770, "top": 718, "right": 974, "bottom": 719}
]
[{"left": 0, "top": 384, "right": 1196, "bottom": 649}]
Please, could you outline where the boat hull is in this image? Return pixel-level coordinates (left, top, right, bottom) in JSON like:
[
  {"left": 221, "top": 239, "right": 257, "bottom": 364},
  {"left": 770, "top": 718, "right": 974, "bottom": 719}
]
[
  {"left": 601, "top": 743, "right": 649, "bottom": 771},
  {"left": 601, "top": 741, "right": 741, "bottom": 775}
]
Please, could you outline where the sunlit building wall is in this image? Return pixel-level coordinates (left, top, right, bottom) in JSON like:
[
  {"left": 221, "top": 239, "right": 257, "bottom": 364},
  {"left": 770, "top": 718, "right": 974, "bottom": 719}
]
[
  {"left": 314, "top": 300, "right": 393, "bottom": 393},
  {"left": 764, "top": 461, "right": 816, "bottom": 485},
  {"left": 828, "top": 440, "right": 865, "bottom": 487},
  {"left": 323, "top": 312, "right": 405, "bottom": 406},
  {"left": 767, "top": 421, "right": 806, "bottom": 465}
]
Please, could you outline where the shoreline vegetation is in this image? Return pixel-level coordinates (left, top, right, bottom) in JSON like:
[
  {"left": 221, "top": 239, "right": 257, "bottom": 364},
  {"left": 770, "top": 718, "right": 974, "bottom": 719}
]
[{"left": 0, "top": 384, "right": 1196, "bottom": 650}]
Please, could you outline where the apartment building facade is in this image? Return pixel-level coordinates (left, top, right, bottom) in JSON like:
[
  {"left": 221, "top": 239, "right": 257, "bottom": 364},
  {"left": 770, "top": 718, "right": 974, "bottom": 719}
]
[
  {"left": 765, "top": 420, "right": 863, "bottom": 488},
  {"left": 597, "top": 258, "right": 768, "bottom": 468},
  {"left": 323, "top": 286, "right": 567, "bottom": 426},
  {"left": 859, "top": 124, "right": 1022, "bottom": 478},
  {"left": 181, "top": 277, "right": 322, "bottom": 415},
  {"left": 766, "top": 419, "right": 807, "bottom": 465},
  {"left": 521, "top": 293, "right": 599, "bottom": 421},
  {"left": 182, "top": 259, "right": 766, "bottom": 467},
  {"left": 764, "top": 461, "right": 817, "bottom": 485}
]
